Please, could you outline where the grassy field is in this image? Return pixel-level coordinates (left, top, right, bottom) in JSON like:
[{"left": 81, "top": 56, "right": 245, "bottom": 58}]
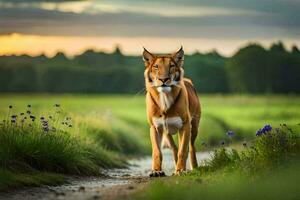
[
  {"left": 3, "top": 94, "right": 297, "bottom": 143},
  {"left": 0, "top": 94, "right": 148, "bottom": 190},
  {"left": 0, "top": 94, "right": 299, "bottom": 190},
  {"left": 133, "top": 125, "right": 300, "bottom": 200}
]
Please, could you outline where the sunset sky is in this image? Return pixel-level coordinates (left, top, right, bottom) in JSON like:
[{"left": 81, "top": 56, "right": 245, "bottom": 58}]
[{"left": 0, "top": 0, "right": 300, "bottom": 57}]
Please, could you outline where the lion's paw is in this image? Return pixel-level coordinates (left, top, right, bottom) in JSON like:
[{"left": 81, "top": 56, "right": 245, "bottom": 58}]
[{"left": 149, "top": 170, "right": 166, "bottom": 178}]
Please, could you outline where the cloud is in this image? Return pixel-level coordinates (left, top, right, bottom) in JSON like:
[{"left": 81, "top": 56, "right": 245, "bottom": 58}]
[
  {"left": 0, "top": 0, "right": 299, "bottom": 40},
  {"left": 0, "top": 0, "right": 86, "bottom": 2}
]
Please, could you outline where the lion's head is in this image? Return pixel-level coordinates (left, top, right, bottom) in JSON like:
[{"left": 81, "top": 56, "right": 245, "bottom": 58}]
[{"left": 143, "top": 47, "right": 184, "bottom": 93}]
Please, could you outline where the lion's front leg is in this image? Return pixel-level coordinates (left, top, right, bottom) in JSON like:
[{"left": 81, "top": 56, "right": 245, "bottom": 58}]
[
  {"left": 175, "top": 122, "right": 191, "bottom": 175},
  {"left": 149, "top": 126, "right": 165, "bottom": 177}
]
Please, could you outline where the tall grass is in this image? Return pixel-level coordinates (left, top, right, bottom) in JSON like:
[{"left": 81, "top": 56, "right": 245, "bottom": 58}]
[
  {"left": 206, "top": 124, "right": 300, "bottom": 173},
  {"left": 0, "top": 104, "right": 131, "bottom": 176},
  {"left": 133, "top": 125, "right": 300, "bottom": 200},
  {"left": 0, "top": 101, "right": 147, "bottom": 191}
]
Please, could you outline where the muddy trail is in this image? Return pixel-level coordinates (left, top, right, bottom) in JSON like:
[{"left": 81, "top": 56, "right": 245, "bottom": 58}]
[{"left": 0, "top": 151, "right": 210, "bottom": 200}]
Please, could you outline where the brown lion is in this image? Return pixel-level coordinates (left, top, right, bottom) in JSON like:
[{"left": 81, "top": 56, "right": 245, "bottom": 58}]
[{"left": 143, "top": 47, "right": 201, "bottom": 176}]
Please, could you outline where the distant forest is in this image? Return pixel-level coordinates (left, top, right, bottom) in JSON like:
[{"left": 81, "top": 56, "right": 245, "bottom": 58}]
[{"left": 0, "top": 42, "right": 300, "bottom": 94}]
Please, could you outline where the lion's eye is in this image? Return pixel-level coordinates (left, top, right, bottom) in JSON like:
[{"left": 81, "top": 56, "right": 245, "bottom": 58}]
[
  {"left": 153, "top": 65, "right": 159, "bottom": 69},
  {"left": 170, "top": 64, "right": 175, "bottom": 68}
]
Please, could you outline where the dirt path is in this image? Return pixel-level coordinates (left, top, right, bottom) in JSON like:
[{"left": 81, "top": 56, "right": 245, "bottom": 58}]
[{"left": 0, "top": 151, "right": 210, "bottom": 200}]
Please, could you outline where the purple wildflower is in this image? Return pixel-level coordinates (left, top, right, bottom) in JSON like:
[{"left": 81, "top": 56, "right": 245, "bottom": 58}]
[
  {"left": 256, "top": 124, "right": 272, "bottom": 136},
  {"left": 226, "top": 130, "right": 235, "bottom": 137},
  {"left": 262, "top": 124, "right": 272, "bottom": 133},
  {"left": 256, "top": 129, "right": 263, "bottom": 136}
]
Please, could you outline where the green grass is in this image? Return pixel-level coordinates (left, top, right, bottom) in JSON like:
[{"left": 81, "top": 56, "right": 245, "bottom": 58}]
[
  {"left": 0, "top": 94, "right": 299, "bottom": 191},
  {"left": 133, "top": 164, "right": 300, "bottom": 200},
  {"left": 1, "top": 94, "right": 300, "bottom": 148},
  {"left": 133, "top": 125, "right": 300, "bottom": 200},
  {"left": 0, "top": 170, "right": 65, "bottom": 191},
  {"left": 0, "top": 125, "right": 127, "bottom": 173},
  {"left": 0, "top": 94, "right": 148, "bottom": 190},
  {"left": 198, "top": 95, "right": 300, "bottom": 146}
]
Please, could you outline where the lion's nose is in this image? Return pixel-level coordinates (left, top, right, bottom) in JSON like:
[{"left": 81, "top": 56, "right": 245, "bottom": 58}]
[{"left": 159, "top": 78, "right": 170, "bottom": 84}]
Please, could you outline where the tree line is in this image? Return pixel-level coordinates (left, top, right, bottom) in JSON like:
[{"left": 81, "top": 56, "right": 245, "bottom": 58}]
[{"left": 0, "top": 42, "right": 299, "bottom": 94}]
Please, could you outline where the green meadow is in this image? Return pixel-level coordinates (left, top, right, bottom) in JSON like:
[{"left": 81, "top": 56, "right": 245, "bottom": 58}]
[
  {"left": 133, "top": 124, "right": 300, "bottom": 200},
  {"left": 0, "top": 94, "right": 300, "bottom": 191},
  {"left": 3, "top": 94, "right": 297, "bottom": 142}
]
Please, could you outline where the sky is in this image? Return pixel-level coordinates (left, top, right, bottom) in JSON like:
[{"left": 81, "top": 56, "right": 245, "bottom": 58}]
[{"left": 0, "top": 0, "right": 300, "bottom": 57}]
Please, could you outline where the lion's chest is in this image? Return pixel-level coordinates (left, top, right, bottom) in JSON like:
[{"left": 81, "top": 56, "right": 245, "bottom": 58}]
[{"left": 152, "top": 116, "right": 183, "bottom": 134}]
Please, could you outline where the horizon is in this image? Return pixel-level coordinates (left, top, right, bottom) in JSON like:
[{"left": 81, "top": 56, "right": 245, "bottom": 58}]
[
  {"left": 1, "top": 0, "right": 300, "bottom": 57},
  {"left": 0, "top": 33, "right": 299, "bottom": 58}
]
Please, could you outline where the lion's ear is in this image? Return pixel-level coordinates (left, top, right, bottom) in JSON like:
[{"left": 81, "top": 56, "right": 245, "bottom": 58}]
[
  {"left": 142, "top": 48, "right": 154, "bottom": 67},
  {"left": 172, "top": 46, "right": 184, "bottom": 67}
]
